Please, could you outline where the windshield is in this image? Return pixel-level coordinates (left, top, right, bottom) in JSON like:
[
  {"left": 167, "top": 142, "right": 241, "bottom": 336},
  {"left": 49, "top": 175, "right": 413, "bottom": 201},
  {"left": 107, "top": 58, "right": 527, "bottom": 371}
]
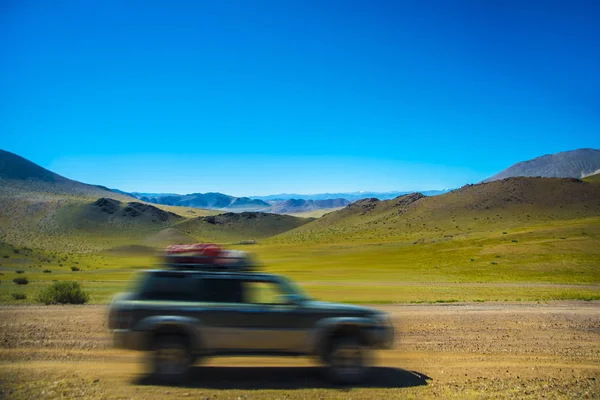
[{"left": 276, "top": 275, "right": 312, "bottom": 301}]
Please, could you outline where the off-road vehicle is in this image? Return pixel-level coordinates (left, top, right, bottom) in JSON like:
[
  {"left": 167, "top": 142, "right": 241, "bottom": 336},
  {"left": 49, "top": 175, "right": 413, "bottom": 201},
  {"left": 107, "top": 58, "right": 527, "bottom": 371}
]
[{"left": 108, "top": 249, "right": 394, "bottom": 384}]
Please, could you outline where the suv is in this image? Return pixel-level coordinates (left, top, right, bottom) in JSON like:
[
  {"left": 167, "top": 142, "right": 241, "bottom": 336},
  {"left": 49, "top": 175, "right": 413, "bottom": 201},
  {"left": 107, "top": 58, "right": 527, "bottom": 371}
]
[{"left": 108, "top": 268, "right": 394, "bottom": 384}]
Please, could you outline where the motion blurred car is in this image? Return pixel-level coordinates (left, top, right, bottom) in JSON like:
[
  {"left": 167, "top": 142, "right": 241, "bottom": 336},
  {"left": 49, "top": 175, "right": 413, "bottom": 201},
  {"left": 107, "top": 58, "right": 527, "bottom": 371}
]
[{"left": 108, "top": 244, "right": 394, "bottom": 384}]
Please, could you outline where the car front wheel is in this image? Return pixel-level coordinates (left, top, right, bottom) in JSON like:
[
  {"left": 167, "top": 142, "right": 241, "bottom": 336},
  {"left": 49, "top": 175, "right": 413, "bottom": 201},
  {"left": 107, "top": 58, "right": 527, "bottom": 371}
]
[{"left": 325, "top": 336, "right": 371, "bottom": 384}]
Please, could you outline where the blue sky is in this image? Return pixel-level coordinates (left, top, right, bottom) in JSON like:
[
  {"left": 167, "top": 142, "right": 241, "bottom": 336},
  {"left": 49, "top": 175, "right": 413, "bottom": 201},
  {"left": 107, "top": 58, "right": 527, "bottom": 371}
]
[{"left": 1, "top": 0, "right": 599, "bottom": 196}]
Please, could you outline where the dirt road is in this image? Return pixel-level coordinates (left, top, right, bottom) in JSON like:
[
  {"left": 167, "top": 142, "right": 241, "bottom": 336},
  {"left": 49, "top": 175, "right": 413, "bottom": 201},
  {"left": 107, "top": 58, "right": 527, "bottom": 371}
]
[{"left": 1, "top": 302, "right": 599, "bottom": 399}]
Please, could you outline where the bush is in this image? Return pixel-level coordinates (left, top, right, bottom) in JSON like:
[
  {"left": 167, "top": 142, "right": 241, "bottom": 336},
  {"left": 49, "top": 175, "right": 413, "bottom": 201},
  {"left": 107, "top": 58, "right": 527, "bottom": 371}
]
[
  {"left": 43, "top": 269, "right": 52, "bottom": 273},
  {"left": 71, "top": 266, "right": 80, "bottom": 272},
  {"left": 37, "top": 281, "right": 89, "bottom": 305},
  {"left": 13, "top": 277, "right": 29, "bottom": 285},
  {"left": 16, "top": 270, "right": 24, "bottom": 274},
  {"left": 11, "top": 293, "right": 26, "bottom": 300}
]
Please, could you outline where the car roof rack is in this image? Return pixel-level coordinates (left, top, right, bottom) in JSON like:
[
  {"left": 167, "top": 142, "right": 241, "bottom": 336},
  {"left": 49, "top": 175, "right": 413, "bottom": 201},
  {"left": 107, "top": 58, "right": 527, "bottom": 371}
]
[{"left": 162, "top": 254, "right": 258, "bottom": 272}]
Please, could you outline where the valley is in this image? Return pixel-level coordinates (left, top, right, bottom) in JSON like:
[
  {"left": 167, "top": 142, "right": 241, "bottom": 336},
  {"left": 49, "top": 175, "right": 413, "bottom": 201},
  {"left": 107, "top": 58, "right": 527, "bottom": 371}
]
[{"left": 1, "top": 149, "right": 599, "bottom": 305}]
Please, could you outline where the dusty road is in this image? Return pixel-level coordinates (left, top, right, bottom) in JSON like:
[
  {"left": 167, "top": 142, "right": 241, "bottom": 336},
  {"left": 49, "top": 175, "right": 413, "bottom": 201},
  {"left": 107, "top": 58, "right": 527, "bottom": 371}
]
[{"left": 1, "top": 302, "right": 599, "bottom": 399}]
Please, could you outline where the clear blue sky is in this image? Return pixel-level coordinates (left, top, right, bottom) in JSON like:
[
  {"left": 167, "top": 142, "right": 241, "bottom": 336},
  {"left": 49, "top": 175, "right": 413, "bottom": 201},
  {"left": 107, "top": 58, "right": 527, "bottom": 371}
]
[{"left": 1, "top": 0, "right": 599, "bottom": 196}]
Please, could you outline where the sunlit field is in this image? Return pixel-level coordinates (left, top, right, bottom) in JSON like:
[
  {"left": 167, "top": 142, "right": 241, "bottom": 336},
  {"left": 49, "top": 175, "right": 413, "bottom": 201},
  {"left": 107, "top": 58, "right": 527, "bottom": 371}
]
[{"left": 2, "top": 214, "right": 599, "bottom": 304}]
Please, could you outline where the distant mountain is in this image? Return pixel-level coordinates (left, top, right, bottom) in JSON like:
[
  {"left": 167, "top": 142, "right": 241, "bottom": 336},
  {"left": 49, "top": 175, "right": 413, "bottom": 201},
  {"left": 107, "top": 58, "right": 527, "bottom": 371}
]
[
  {"left": 251, "top": 189, "right": 451, "bottom": 201},
  {"left": 484, "top": 148, "right": 600, "bottom": 182},
  {"left": 120, "top": 191, "right": 271, "bottom": 211},
  {"left": 111, "top": 188, "right": 452, "bottom": 213}
]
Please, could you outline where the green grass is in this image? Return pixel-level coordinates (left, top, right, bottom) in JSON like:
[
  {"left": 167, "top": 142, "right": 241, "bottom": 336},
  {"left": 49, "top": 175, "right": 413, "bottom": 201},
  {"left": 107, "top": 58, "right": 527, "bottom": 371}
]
[
  {"left": 1, "top": 217, "right": 599, "bottom": 304},
  {"left": 1, "top": 210, "right": 599, "bottom": 304},
  {"left": 1, "top": 276, "right": 599, "bottom": 305},
  {"left": 1, "top": 177, "right": 599, "bottom": 304}
]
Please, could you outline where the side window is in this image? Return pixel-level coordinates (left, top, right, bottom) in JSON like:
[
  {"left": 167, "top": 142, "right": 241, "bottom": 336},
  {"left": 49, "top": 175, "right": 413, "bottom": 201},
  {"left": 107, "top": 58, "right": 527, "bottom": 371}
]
[
  {"left": 201, "top": 278, "right": 243, "bottom": 303},
  {"left": 242, "top": 281, "right": 285, "bottom": 305},
  {"left": 139, "top": 273, "right": 196, "bottom": 302}
]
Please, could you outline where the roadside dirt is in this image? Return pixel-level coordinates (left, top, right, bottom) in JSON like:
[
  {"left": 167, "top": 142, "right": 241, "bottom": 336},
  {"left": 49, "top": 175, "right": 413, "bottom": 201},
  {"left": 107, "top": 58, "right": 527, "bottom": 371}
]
[{"left": 1, "top": 301, "right": 599, "bottom": 399}]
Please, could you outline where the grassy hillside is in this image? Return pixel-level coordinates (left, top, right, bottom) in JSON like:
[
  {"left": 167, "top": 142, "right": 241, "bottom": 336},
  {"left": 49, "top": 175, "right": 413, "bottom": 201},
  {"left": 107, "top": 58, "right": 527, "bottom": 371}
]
[
  {"left": 272, "top": 177, "right": 600, "bottom": 244},
  {"left": 246, "top": 177, "right": 600, "bottom": 301},
  {"left": 2, "top": 156, "right": 599, "bottom": 305},
  {"left": 174, "top": 212, "right": 313, "bottom": 243},
  {"left": 583, "top": 171, "right": 600, "bottom": 184},
  {"left": 0, "top": 150, "right": 223, "bottom": 251}
]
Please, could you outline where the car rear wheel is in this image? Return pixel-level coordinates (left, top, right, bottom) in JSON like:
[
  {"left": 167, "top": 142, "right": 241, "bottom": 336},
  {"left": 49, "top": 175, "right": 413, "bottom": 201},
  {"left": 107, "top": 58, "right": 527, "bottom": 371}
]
[
  {"left": 325, "top": 336, "right": 371, "bottom": 384},
  {"left": 151, "top": 335, "right": 192, "bottom": 383}
]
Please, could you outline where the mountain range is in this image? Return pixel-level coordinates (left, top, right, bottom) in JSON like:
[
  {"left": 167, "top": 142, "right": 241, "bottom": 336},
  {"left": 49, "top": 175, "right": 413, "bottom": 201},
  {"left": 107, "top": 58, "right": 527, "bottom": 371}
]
[
  {"left": 121, "top": 191, "right": 271, "bottom": 211},
  {"left": 112, "top": 189, "right": 449, "bottom": 213},
  {"left": 249, "top": 190, "right": 452, "bottom": 201},
  {"left": 111, "top": 147, "right": 600, "bottom": 210},
  {"left": 1, "top": 147, "right": 600, "bottom": 254}
]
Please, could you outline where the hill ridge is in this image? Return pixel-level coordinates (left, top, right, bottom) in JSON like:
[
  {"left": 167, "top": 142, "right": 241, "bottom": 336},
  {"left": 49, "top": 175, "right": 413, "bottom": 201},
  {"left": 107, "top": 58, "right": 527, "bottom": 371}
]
[
  {"left": 269, "top": 177, "right": 600, "bottom": 244},
  {"left": 484, "top": 148, "right": 600, "bottom": 182}
]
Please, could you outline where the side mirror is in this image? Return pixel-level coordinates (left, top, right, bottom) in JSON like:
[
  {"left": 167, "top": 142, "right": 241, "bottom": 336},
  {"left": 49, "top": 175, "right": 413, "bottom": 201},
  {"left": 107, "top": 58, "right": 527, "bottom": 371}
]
[{"left": 278, "top": 294, "right": 303, "bottom": 306}]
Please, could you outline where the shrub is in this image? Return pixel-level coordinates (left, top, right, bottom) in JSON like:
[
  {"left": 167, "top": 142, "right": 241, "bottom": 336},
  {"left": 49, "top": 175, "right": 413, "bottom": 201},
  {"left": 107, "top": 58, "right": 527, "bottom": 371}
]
[
  {"left": 13, "top": 277, "right": 29, "bottom": 285},
  {"left": 43, "top": 269, "right": 52, "bottom": 273},
  {"left": 71, "top": 266, "right": 80, "bottom": 271},
  {"left": 37, "top": 281, "right": 89, "bottom": 305},
  {"left": 16, "top": 270, "right": 24, "bottom": 274},
  {"left": 11, "top": 293, "right": 26, "bottom": 300}
]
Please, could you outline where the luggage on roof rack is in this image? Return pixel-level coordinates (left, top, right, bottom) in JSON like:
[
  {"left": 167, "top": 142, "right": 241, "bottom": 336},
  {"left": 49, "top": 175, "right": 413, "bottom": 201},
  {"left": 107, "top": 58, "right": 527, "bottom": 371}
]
[{"left": 162, "top": 243, "right": 257, "bottom": 271}]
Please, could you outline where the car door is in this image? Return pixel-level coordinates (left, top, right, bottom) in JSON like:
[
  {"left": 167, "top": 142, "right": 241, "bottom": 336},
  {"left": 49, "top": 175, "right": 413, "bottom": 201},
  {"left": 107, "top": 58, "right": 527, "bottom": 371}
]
[
  {"left": 235, "top": 277, "right": 312, "bottom": 352},
  {"left": 196, "top": 276, "right": 247, "bottom": 350}
]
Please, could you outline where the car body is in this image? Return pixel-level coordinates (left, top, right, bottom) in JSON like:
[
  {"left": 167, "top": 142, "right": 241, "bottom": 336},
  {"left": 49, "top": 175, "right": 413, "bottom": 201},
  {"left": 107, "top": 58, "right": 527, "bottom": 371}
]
[{"left": 108, "top": 269, "right": 394, "bottom": 383}]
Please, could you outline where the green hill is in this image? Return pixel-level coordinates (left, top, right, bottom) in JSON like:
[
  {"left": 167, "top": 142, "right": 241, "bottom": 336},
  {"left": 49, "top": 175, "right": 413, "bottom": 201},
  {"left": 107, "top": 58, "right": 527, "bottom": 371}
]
[
  {"left": 2, "top": 150, "right": 599, "bottom": 305},
  {"left": 174, "top": 212, "right": 313, "bottom": 243},
  {"left": 271, "top": 177, "right": 600, "bottom": 244},
  {"left": 583, "top": 171, "right": 600, "bottom": 184},
  {"left": 241, "top": 177, "right": 600, "bottom": 301},
  {"left": 0, "top": 150, "right": 224, "bottom": 251}
]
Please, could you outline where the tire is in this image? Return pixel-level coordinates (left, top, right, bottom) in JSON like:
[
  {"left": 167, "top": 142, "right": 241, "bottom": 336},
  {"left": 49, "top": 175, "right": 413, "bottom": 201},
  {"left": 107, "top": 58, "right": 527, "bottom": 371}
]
[
  {"left": 150, "top": 335, "right": 192, "bottom": 383},
  {"left": 324, "top": 336, "right": 372, "bottom": 384}
]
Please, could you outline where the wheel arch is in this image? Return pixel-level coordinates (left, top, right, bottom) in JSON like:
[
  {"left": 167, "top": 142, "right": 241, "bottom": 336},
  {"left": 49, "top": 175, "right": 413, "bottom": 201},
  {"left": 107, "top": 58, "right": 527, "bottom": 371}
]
[
  {"left": 136, "top": 316, "right": 205, "bottom": 352},
  {"left": 308, "top": 317, "right": 371, "bottom": 360}
]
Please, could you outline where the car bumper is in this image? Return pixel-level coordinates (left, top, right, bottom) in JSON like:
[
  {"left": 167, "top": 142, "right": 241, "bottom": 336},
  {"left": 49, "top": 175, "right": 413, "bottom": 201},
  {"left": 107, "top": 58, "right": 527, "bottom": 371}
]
[{"left": 113, "top": 329, "right": 148, "bottom": 351}]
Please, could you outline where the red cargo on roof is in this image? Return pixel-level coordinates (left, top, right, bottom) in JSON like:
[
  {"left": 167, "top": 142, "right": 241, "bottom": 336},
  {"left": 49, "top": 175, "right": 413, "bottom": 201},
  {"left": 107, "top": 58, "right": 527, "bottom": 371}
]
[{"left": 165, "top": 243, "right": 222, "bottom": 257}]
